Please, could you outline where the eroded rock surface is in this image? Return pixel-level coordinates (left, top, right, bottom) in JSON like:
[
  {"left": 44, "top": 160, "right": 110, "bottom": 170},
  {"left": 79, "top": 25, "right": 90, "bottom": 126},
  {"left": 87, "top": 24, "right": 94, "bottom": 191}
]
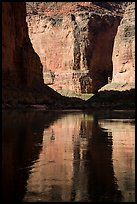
[
  {"left": 84, "top": 3, "right": 135, "bottom": 109},
  {"left": 112, "top": 2, "right": 135, "bottom": 88},
  {"left": 26, "top": 2, "right": 126, "bottom": 95}
]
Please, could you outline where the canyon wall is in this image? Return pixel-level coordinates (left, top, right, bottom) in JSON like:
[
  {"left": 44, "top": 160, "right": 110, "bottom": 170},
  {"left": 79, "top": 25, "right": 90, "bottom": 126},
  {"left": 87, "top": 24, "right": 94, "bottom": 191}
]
[
  {"left": 96, "top": 2, "right": 135, "bottom": 92},
  {"left": 2, "top": 2, "right": 134, "bottom": 109},
  {"left": 2, "top": 2, "right": 44, "bottom": 87},
  {"left": 112, "top": 2, "right": 135, "bottom": 88},
  {"left": 26, "top": 2, "right": 125, "bottom": 95},
  {"left": 86, "top": 2, "right": 135, "bottom": 109},
  {"left": 2, "top": 2, "right": 72, "bottom": 108}
]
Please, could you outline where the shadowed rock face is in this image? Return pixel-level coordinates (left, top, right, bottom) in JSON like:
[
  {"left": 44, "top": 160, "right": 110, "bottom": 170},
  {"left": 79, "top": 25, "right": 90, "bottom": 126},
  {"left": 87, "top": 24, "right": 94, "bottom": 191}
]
[
  {"left": 86, "top": 14, "right": 120, "bottom": 93},
  {"left": 26, "top": 2, "right": 127, "bottom": 95},
  {"left": 2, "top": 2, "right": 68, "bottom": 108},
  {"left": 2, "top": 2, "right": 44, "bottom": 87}
]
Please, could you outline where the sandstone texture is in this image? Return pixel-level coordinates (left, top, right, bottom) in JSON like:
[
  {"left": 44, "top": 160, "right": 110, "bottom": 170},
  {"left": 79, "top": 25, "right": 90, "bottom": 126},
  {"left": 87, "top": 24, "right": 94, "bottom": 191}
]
[
  {"left": 86, "top": 3, "right": 135, "bottom": 110},
  {"left": 112, "top": 2, "right": 135, "bottom": 88},
  {"left": 100, "top": 2, "right": 135, "bottom": 91},
  {"left": 26, "top": 2, "right": 127, "bottom": 95}
]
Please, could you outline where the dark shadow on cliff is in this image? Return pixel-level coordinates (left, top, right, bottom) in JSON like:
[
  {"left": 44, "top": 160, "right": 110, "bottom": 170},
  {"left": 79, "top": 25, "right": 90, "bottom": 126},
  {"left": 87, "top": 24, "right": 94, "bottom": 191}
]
[{"left": 85, "top": 89, "right": 135, "bottom": 110}]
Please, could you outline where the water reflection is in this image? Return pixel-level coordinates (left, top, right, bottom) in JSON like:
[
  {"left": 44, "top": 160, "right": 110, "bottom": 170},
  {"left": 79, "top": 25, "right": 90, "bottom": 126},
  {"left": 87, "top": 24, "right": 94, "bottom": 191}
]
[
  {"left": 2, "top": 110, "right": 135, "bottom": 202},
  {"left": 2, "top": 110, "right": 61, "bottom": 202},
  {"left": 87, "top": 117, "right": 122, "bottom": 202},
  {"left": 99, "top": 119, "right": 135, "bottom": 202}
]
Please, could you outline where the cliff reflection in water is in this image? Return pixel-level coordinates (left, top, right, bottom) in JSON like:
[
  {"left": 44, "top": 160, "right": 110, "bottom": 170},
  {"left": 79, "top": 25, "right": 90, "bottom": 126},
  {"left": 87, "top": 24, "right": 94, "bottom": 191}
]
[
  {"left": 2, "top": 110, "right": 135, "bottom": 202},
  {"left": 2, "top": 110, "right": 61, "bottom": 202}
]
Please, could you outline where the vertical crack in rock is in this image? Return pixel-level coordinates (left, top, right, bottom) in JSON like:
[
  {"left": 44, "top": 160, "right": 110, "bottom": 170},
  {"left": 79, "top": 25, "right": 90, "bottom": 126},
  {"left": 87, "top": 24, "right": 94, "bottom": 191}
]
[
  {"left": 87, "top": 14, "right": 121, "bottom": 93},
  {"left": 73, "top": 21, "right": 81, "bottom": 71}
]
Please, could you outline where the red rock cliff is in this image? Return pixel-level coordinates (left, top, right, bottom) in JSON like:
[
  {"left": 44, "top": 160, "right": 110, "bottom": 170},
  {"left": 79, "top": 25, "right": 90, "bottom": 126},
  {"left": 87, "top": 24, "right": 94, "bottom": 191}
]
[
  {"left": 26, "top": 2, "right": 127, "bottom": 95},
  {"left": 2, "top": 2, "right": 44, "bottom": 87},
  {"left": 99, "top": 2, "right": 135, "bottom": 92},
  {"left": 112, "top": 2, "right": 135, "bottom": 87},
  {"left": 2, "top": 2, "right": 68, "bottom": 108}
]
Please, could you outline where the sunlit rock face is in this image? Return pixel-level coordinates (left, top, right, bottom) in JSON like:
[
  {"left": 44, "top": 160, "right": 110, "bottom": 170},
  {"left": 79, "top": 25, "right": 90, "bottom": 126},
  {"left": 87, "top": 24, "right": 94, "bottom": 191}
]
[
  {"left": 100, "top": 2, "right": 135, "bottom": 92},
  {"left": 2, "top": 2, "right": 43, "bottom": 88},
  {"left": 112, "top": 2, "right": 135, "bottom": 86},
  {"left": 26, "top": 2, "right": 125, "bottom": 94}
]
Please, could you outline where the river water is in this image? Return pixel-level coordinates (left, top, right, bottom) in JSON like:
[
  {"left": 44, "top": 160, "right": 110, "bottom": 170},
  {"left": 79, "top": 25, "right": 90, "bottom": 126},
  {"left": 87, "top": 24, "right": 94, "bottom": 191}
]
[{"left": 2, "top": 110, "right": 135, "bottom": 202}]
